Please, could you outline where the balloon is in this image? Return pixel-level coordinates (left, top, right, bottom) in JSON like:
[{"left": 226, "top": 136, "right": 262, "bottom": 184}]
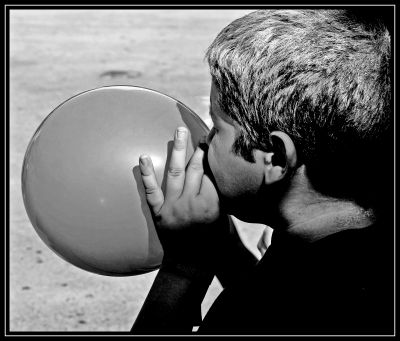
[{"left": 21, "top": 86, "right": 210, "bottom": 276}]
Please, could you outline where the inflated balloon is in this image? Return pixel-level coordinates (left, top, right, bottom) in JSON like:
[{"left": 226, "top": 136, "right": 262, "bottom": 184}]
[{"left": 22, "top": 86, "right": 210, "bottom": 276}]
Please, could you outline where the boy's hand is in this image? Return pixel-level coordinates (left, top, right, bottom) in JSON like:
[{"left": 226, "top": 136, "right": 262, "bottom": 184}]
[{"left": 139, "top": 127, "right": 225, "bottom": 268}]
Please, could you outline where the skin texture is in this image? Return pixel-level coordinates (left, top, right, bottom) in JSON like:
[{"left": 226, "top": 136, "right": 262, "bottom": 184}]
[
  {"left": 206, "top": 82, "right": 266, "bottom": 207},
  {"left": 132, "top": 79, "right": 377, "bottom": 334},
  {"left": 139, "top": 127, "right": 219, "bottom": 232},
  {"left": 132, "top": 116, "right": 260, "bottom": 334},
  {"left": 206, "top": 81, "right": 298, "bottom": 226},
  {"left": 138, "top": 79, "right": 376, "bottom": 251},
  {"left": 206, "top": 81, "right": 275, "bottom": 224}
]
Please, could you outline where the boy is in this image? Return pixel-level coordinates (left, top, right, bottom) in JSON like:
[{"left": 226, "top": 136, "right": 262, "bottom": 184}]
[{"left": 131, "top": 9, "right": 393, "bottom": 335}]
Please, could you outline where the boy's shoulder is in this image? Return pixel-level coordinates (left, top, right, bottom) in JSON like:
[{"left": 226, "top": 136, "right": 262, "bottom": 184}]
[{"left": 200, "top": 222, "right": 393, "bottom": 335}]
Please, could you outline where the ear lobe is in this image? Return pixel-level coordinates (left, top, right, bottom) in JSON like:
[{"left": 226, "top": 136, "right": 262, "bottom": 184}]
[{"left": 263, "top": 131, "right": 297, "bottom": 185}]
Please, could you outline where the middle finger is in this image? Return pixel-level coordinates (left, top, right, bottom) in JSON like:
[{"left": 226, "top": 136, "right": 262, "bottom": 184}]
[{"left": 165, "top": 127, "right": 188, "bottom": 202}]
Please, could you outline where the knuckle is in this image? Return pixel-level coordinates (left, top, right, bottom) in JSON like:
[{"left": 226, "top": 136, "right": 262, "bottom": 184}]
[
  {"left": 174, "top": 139, "right": 186, "bottom": 151},
  {"left": 144, "top": 185, "right": 158, "bottom": 195},
  {"left": 188, "top": 196, "right": 198, "bottom": 212},
  {"left": 188, "top": 197, "right": 215, "bottom": 221},
  {"left": 168, "top": 167, "right": 184, "bottom": 177},
  {"left": 203, "top": 209, "right": 218, "bottom": 223},
  {"left": 188, "top": 161, "right": 203, "bottom": 172},
  {"left": 198, "top": 198, "right": 218, "bottom": 221},
  {"left": 171, "top": 204, "right": 188, "bottom": 221},
  {"left": 158, "top": 204, "right": 189, "bottom": 228}
]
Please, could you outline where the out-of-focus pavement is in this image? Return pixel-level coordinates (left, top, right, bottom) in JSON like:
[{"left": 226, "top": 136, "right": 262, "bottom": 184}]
[{"left": 9, "top": 9, "right": 268, "bottom": 331}]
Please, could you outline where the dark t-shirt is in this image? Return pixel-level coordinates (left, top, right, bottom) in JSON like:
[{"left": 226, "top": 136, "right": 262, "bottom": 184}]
[{"left": 198, "top": 223, "right": 394, "bottom": 335}]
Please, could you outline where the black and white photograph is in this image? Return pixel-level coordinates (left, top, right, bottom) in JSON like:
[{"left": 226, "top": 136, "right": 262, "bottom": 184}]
[{"left": 6, "top": 5, "right": 395, "bottom": 336}]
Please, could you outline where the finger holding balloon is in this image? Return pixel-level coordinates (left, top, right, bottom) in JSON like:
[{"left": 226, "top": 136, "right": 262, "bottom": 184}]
[
  {"left": 187, "top": 147, "right": 220, "bottom": 224},
  {"left": 183, "top": 145, "right": 205, "bottom": 196},
  {"left": 139, "top": 155, "right": 165, "bottom": 216},
  {"left": 139, "top": 126, "right": 190, "bottom": 220},
  {"left": 139, "top": 127, "right": 221, "bottom": 265},
  {"left": 183, "top": 145, "right": 219, "bottom": 223},
  {"left": 165, "top": 127, "right": 189, "bottom": 202},
  {"left": 140, "top": 126, "right": 219, "bottom": 226}
]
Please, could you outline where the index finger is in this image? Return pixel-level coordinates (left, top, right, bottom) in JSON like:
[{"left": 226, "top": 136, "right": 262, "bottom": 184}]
[{"left": 139, "top": 155, "right": 164, "bottom": 215}]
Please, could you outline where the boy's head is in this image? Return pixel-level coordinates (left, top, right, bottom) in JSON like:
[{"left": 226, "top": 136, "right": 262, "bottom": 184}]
[{"left": 205, "top": 9, "right": 392, "bottom": 217}]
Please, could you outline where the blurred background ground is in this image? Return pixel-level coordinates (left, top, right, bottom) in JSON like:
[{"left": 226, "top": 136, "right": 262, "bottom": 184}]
[{"left": 9, "top": 9, "right": 268, "bottom": 332}]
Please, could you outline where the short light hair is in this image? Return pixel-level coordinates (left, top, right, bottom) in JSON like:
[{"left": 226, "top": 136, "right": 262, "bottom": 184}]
[{"left": 206, "top": 9, "right": 392, "bottom": 208}]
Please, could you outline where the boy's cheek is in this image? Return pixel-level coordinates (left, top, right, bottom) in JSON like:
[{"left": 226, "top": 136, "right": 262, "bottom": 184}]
[
  {"left": 206, "top": 152, "right": 228, "bottom": 196},
  {"left": 206, "top": 144, "right": 217, "bottom": 174}
]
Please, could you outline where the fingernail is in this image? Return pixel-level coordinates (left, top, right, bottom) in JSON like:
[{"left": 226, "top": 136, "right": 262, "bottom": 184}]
[
  {"left": 176, "top": 127, "right": 186, "bottom": 139},
  {"left": 139, "top": 155, "right": 149, "bottom": 166}
]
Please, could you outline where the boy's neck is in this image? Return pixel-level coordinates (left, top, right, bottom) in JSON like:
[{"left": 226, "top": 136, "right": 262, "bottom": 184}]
[{"left": 280, "top": 166, "right": 376, "bottom": 242}]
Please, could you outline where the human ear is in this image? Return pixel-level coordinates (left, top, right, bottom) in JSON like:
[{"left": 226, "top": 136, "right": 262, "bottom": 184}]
[{"left": 263, "top": 131, "right": 297, "bottom": 185}]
